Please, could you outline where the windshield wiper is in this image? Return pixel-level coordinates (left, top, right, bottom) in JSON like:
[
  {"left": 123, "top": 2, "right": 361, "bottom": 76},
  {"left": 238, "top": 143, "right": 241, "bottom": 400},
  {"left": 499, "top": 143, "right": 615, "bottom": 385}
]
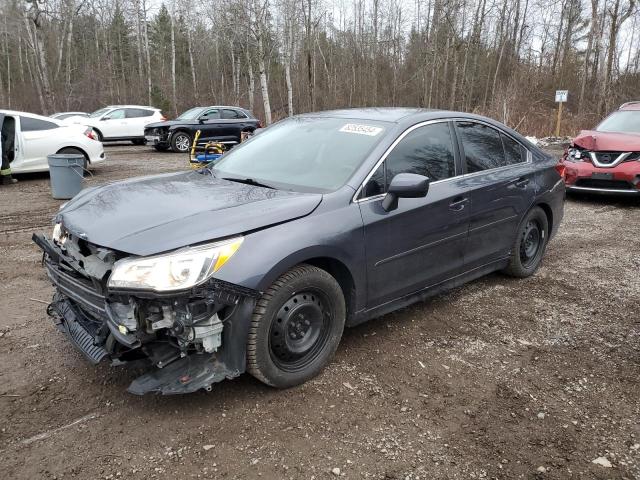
[{"left": 221, "top": 177, "right": 275, "bottom": 189}]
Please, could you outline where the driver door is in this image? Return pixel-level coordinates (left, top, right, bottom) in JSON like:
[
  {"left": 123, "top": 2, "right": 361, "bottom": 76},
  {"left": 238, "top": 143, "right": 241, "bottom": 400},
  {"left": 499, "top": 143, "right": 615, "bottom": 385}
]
[
  {"left": 358, "top": 121, "right": 471, "bottom": 307},
  {"left": 197, "top": 109, "right": 221, "bottom": 141},
  {"left": 100, "top": 108, "right": 127, "bottom": 138}
]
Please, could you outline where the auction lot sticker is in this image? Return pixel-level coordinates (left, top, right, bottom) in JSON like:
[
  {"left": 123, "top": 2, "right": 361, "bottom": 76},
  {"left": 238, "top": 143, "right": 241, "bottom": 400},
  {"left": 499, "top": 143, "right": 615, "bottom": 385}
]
[{"left": 339, "top": 124, "right": 384, "bottom": 136}]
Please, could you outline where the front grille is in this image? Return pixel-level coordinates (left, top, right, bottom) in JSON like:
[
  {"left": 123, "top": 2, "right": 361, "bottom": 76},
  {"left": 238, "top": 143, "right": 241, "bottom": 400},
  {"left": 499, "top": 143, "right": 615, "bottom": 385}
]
[
  {"left": 45, "top": 262, "right": 107, "bottom": 318},
  {"left": 575, "top": 179, "right": 635, "bottom": 190},
  {"left": 592, "top": 152, "right": 619, "bottom": 165}
]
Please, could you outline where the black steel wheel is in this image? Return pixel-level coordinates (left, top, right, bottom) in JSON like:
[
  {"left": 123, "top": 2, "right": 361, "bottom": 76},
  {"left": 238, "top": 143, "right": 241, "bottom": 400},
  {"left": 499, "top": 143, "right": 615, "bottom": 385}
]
[
  {"left": 247, "top": 264, "right": 346, "bottom": 388},
  {"left": 171, "top": 131, "right": 192, "bottom": 152},
  {"left": 503, "top": 206, "right": 549, "bottom": 278}
]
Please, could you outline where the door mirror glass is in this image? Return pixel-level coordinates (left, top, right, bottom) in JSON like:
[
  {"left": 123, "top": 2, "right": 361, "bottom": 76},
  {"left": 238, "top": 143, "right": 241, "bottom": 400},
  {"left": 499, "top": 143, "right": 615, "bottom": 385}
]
[{"left": 382, "top": 173, "right": 430, "bottom": 211}]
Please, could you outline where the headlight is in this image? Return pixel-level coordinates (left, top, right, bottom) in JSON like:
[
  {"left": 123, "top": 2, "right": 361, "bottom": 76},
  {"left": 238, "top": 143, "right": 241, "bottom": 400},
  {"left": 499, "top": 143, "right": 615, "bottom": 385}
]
[
  {"left": 52, "top": 223, "right": 63, "bottom": 243},
  {"left": 566, "top": 148, "right": 584, "bottom": 161},
  {"left": 108, "top": 237, "right": 243, "bottom": 291}
]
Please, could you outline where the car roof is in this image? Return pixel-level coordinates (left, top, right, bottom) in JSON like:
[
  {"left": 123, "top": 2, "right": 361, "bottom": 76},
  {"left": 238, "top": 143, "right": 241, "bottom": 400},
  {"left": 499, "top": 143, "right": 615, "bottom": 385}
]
[
  {"left": 0, "top": 109, "right": 64, "bottom": 124},
  {"left": 104, "top": 105, "right": 160, "bottom": 110},
  {"left": 619, "top": 101, "right": 640, "bottom": 111},
  {"left": 300, "top": 107, "right": 439, "bottom": 123}
]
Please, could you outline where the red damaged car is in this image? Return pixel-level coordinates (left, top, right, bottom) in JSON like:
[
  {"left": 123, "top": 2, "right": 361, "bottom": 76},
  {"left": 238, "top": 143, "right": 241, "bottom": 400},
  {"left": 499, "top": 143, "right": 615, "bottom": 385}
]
[{"left": 561, "top": 101, "right": 640, "bottom": 195}]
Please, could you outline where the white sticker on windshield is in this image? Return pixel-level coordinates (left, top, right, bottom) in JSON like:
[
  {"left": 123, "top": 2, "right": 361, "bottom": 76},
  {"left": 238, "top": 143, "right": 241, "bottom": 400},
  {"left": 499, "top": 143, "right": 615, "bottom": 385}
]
[{"left": 339, "top": 123, "right": 383, "bottom": 136}]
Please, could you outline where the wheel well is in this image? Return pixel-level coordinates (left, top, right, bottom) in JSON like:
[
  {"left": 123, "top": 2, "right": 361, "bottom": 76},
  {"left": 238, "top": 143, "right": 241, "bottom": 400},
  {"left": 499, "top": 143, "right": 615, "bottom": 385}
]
[
  {"left": 303, "top": 257, "right": 356, "bottom": 320},
  {"left": 92, "top": 128, "right": 103, "bottom": 140},
  {"left": 536, "top": 202, "right": 553, "bottom": 234},
  {"left": 56, "top": 146, "right": 89, "bottom": 163}
]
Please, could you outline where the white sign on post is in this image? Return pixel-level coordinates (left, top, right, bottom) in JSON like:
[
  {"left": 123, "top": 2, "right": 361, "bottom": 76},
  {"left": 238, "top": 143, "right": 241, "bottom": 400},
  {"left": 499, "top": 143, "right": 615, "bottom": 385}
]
[{"left": 555, "top": 90, "right": 568, "bottom": 103}]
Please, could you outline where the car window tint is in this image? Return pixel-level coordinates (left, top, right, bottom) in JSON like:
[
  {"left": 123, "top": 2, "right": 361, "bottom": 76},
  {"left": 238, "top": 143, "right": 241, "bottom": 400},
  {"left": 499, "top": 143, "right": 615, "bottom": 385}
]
[
  {"left": 385, "top": 122, "right": 456, "bottom": 183},
  {"left": 501, "top": 134, "right": 526, "bottom": 165},
  {"left": 456, "top": 121, "right": 505, "bottom": 172},
  {"left": 126, "top": 108, "right": 154, "bottom": 118},
  {"left": 20, "top": 116, "right": 59, "bottom": 131},
  {"left": 201, "top": 109, "right": 220, "bottom": 120},
  {"left": 221, "top": 109, "right": 241, "bottom": 119},
  {"left": 107, "top": 109, "right": 125, "bottom": 120}
]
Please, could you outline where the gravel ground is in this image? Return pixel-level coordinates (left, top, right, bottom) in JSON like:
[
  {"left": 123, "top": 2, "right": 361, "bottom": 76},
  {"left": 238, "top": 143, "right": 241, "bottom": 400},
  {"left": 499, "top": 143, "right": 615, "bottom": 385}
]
[{"left": 0, "top": 144, "right": 639, "bottom": 480}]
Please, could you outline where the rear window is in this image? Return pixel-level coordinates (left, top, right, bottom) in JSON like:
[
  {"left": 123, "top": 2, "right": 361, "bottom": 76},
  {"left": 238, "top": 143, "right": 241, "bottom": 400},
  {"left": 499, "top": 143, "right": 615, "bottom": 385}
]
[
  {"left": 20, "top": 117, "right": 59, "bottom": 132},
  {"left": 126, "top": 108, "right": 154, "bottom": 118},
  {"left": 596, "top": 111, "right": 640, "bottom": 134}
]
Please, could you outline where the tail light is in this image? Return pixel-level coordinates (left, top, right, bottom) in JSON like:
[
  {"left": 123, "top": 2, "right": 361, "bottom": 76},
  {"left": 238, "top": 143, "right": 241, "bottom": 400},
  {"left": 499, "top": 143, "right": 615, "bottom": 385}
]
[
  {"left": 84, "top": 128, "right": 97, "bottom": 141},
  {"left": 555, "top": 163, "right": 566, "bottom": 180},
  {"left": 160, "top": 115, "right": 168, "bottom": 121},
  {"left": 257, "top": 120, "right": 263, "bottom": 128}
]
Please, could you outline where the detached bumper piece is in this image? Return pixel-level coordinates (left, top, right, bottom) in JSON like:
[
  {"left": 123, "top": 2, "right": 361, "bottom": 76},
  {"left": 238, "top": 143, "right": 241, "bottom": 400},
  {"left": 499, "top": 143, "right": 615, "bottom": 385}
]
[
  {"left": 128, "top": 354, "right": 239, "bottom": 395},
  {"left": 48, "top": 298, "right": 109, "bottom": 364}
]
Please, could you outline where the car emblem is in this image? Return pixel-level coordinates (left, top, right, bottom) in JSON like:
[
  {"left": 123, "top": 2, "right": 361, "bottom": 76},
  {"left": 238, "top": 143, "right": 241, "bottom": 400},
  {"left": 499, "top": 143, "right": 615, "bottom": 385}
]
[{"left": 601, "top": 154, "right": 611, "bottom": 163}]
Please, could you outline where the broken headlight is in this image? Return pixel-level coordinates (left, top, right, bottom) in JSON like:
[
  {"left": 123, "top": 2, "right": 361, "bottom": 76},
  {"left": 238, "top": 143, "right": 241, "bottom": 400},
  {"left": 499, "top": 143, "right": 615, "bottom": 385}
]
[
  {"left": 108, "top": 237, "right": 243, "bottom": 292},
  {"left": 565, "top": 147, "right": 585, "bottom": 162}
]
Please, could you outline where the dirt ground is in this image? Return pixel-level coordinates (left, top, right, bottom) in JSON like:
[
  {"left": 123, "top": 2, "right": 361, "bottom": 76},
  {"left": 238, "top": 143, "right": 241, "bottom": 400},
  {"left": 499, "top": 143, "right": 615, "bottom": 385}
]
[{"left": 1, "top": 144, "right": 639, "bottom": 480}]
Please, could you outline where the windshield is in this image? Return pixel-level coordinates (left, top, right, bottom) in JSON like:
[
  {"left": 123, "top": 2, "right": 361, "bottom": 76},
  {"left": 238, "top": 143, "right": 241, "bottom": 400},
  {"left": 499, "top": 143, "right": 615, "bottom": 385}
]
[
  {"left": 178, "top": 107, "right": 207, "bottom": 120},
  {"left": 212, "top": 117, "right": 388, "bottom": 192},
  {"left": 89, "top": 108, "right": 111, "bottom": 118},
  {"left": 596, "top": 111, "right": 640, "bottom": 134}
]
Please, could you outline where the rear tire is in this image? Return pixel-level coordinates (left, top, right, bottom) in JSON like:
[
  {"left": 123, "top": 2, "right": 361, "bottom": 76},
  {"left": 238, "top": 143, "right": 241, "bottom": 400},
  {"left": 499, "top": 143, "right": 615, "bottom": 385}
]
[
  {"left": 502, "top": 207, "right": 549, "bottom": 278},
  {"left": 56, "top": 147, "right": 88, "bottom": 175},
  {"left": 247, "top": 265, "right": 346, "bottom": 388},
  {"left": 170, "top": 131, "right": 192, "bottom": 153}
]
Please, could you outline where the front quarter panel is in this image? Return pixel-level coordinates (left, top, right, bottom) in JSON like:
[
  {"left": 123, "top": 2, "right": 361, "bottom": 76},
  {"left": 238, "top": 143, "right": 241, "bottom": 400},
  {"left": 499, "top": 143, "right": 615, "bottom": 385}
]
[{"left": 212, "top": 192, "right": 367, "bottom": 311}]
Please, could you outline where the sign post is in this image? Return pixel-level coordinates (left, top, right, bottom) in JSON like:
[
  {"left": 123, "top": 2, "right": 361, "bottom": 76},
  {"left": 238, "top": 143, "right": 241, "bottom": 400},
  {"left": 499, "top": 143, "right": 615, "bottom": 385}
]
[{"left": 555, "top": 90, "right": 568, "bottom": 137}]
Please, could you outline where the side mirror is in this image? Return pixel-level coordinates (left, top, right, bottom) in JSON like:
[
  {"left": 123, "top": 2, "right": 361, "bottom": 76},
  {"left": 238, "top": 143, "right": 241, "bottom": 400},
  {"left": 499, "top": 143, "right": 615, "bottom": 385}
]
[
  {"left": 102, "top": 115, "right": 111, "bottom": 121},
  {"left": 381, "top": 173, "right": 430, "bottom": 211},
  {"left": 198, "top": 118, "right": 205, "bottom": 124}
]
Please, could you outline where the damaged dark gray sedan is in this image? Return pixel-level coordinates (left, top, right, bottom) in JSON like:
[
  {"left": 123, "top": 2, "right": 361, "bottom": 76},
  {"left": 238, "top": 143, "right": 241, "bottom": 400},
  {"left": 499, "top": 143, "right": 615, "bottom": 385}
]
[{"left": 33, "top": 108, "right": 565, "bottom": 394}]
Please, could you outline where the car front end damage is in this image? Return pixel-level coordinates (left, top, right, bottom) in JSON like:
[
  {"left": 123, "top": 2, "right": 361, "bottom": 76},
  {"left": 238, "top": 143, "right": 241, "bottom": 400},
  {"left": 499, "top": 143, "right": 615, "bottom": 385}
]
[
  {"left": 144, "top": 126, "right": 170, "bottom": 148},
  {"left": 561, "top": 131, "right": 640, "bottom": 195},
  {"left": 32, "top": 226, "right": 259, "bottom": 395}
]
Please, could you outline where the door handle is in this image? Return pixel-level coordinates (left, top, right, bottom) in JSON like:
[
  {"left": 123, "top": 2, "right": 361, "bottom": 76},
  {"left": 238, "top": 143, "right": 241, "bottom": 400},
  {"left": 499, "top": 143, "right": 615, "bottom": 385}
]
[
  {"left": 449, "top": 197, "right": 469, "bottom": 211},
  {"left": 514, "top": 177, "right": 530, "bottom": 188}
]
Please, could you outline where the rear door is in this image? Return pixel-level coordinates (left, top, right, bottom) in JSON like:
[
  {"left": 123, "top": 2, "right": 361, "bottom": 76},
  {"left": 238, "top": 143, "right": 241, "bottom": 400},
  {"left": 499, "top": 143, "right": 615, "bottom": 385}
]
[
  {"left": 125, "top": 108, "right": 157, "bottom": 137},
  {"left": 219, "top": 108, "right": 248, "bottom": 142},
  {"left": 359, "top": 120, "right": 471, "bottom": 307},
  {"left": 453, "top": 120, "right": 536, "bottom": 269},
  {"left": 19, "top": 116, "right": 60, "bottom": 170}
]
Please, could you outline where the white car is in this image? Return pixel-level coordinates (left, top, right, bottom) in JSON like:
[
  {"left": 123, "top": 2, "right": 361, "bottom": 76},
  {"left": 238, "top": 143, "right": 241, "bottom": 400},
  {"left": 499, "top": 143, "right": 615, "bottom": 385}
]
[
  {"left": 0, "top": 110, "right": 105, "bottom": 174},
  {"left": 64, "top": 105, "right": 166, "bottom": 144},
  {"left": 50, "top": 112, "right": 89, "bottom": 121}
]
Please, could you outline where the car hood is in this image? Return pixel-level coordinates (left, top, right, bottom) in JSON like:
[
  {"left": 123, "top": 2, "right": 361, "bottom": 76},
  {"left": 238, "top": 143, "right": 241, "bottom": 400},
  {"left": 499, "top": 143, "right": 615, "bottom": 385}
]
[
  {"left": 57, "top": 171, "right": 322, "bottom": 256},
  {"left": 145, "top": 120, "right": 196, "bottom": 129},
  {"left": 573, "top": 130, "right": 640, "bottom": 151}
]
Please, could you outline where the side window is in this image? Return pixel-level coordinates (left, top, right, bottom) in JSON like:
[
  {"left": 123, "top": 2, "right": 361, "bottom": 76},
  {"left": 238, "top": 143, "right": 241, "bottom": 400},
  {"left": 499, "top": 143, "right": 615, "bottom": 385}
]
[
  {"left": 361, "top": 122, "right": 456, "bottom": 198},
  {"left": 200, "top": 109, "right": 220, "bottom": 120},
  {"left": 501, "top": 133, "right": 526, "bottom": 165},
  {"left": 456, "top": 121, "right": 504, "bottom": 172},
  {"left": 105, "top": 109, "right": 125, "bottom": 120},
  {"left": 386, "top": 122, "right": 456, "bottom": 182},
  {"left": 20, "top": 116, "right": 59, "bottom": 132},
  {"left": 126, "top": 108, "right": 153, "bottom": 118},
  {"left": 221, "top": 109, "right": 241, "bottom": 119}
]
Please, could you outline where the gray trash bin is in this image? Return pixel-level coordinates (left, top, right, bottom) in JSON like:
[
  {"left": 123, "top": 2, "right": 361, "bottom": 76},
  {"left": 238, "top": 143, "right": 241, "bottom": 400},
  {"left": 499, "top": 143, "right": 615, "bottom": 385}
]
[{"left": 47, "top": 154, "right": 85, "bottom": 200}]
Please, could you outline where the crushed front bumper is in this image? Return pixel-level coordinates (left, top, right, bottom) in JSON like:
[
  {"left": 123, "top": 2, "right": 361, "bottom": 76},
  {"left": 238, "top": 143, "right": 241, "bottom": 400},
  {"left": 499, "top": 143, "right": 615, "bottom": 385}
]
[
  {"left": 33, "top": 232, "right": 258, "bottom": 395},
  {"left": 563, "top": 158, "right": 640, "bottom": 195}
]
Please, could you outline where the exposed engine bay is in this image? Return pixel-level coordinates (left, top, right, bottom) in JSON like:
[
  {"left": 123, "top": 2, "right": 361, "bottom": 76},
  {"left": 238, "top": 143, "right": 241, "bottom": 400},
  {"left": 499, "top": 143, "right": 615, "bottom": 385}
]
[{"left": 32, "top": 225, "right": 258, "bottom": 395}]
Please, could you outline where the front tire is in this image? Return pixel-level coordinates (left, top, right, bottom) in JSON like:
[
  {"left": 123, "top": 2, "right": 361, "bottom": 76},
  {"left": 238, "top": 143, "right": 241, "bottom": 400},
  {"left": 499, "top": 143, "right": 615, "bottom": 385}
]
[
  {"left": 170, "top": 131, "right": 192, "bottom": 152},
  {"left": 503, "top": 207, "right": 549, "bottom": 278},
  {"left": 247, "top": 265, "right": 346, "bottom": 388}
]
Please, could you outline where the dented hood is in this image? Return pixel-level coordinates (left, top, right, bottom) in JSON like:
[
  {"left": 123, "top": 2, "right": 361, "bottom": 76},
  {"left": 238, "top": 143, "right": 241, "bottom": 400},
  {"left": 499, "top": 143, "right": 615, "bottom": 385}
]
[
  {"left": 573, "top": 130, "right": 640, "bottom": 151},
  {"left": 57, "top": 171, "right": 322, "bottom": 256}
]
